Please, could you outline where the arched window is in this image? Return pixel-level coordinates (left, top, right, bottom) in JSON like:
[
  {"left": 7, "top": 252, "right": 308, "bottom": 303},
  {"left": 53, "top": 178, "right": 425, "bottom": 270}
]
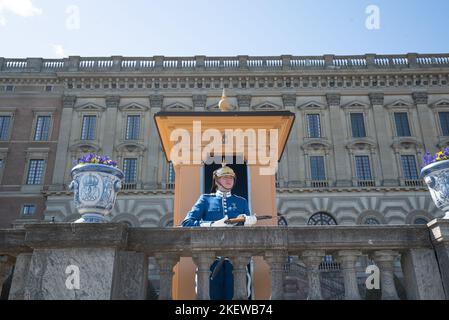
[
  {"left": 364, "top": 217, "right": 380, "bottom": 225},
  {"left": 307, "top": 212, "right": 337, "bottom": 225},
  {"left": 414, "top": 218, "right": 428, "bottom": 225}
]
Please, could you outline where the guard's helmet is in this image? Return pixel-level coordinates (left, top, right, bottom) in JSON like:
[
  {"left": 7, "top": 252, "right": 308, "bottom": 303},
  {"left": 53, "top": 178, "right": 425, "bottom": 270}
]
[
  {"left": 213, "top": 165, "right": 236, "bottom": 179},
  {"left": 211, "top": 165, "right": 236, "bottom": 192}
]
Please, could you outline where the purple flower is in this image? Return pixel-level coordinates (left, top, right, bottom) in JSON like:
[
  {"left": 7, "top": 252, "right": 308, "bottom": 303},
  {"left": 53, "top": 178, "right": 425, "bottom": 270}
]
[{"left": 74, "top": 153, "right": 118, "bottom": 167}]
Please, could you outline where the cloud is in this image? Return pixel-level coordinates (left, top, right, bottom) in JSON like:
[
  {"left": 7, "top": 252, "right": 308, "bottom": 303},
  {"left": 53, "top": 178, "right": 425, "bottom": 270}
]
[
  {"left": 0, "top": 0, "right": 42, "bottom": 26},
  {"left": 52, "top": 44, "right": 67, "bottom": 58}
]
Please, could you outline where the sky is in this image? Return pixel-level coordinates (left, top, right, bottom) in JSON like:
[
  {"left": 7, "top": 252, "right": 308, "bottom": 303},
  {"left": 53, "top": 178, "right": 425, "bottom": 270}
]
[{"left": 0, "top": 0, "right": 449, "bottom": 58}]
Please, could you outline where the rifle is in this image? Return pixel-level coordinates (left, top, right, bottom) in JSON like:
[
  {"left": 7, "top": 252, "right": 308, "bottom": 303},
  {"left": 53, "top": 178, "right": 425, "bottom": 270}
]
[{"left": 224, "top": 215, "right": 273, "bottom": 225}]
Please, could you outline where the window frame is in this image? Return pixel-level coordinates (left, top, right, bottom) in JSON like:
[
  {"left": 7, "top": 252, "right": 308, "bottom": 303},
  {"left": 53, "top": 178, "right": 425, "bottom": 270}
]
[
  {"left": 393, "top": 112, "right": 412, "bottom": 137},
  {"left": 122, "top": 157, "right": 138, "bottom": 184},
  {"left": 80, "top": 114, "right": 98, "bottom": 140},
  {"left": 309, "top": 155, "right": 327, "bottom": 181},
  {"left": 21, "top": 204, "right": 36, "bottom": 216},
  {"left": 354, "top": 155, "right": 373, "bottom": 181},
  {"left": 124, "top": 114, "right": 142, "bottom": 141},
  {"left": 350, "top": 112, "right": 367, "bottom": 138},
  {"left": 306, "top": 113, "right": 322, "bottom": 138},
  {"left": 0, "top": 111, "right": 15, "bottom": 141},
  {"left": 400, "top": 154, "right": 419, "bottom": 180},
  {"left": 31, "top": 112, "right": 53, "bottom": 141},
  {"left": 25, "top": 159, "right": 45, "bottom": 185}
]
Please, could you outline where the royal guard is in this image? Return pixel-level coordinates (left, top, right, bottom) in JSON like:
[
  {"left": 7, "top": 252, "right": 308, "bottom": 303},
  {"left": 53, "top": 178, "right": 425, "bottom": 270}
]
[{"left": 181, "top": 164, "right": 257, "bottom": 300}]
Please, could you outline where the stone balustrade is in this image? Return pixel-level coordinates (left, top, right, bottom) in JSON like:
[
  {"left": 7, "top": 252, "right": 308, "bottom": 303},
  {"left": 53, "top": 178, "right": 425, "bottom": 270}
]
[
  {"left": 0, "top": 53, "right": 448, "bottom": 73},
  {"left": 0, "top": 221, "right": 448, "bottom": 300}
]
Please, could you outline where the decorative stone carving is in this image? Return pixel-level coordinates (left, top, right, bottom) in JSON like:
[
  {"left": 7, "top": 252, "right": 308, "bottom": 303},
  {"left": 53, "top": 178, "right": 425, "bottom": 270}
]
[
  {"left": 237, "top": 95, "right": 251, "bottom": 109},
  {"left": 412, "top": 92, "right": 428, "bottom": 105},
  {"left": 369, "top": 93, "right": 384, "bottom": 105},
  {"left": 149, "top": 94, "right": 163, "bottom": 109},
  {"left": 421, "top": 159, "right": 449, "bottom": 219},
  {"left": 69, "top": 164, "right": 124, "bottom": 223},
  {"left": 62, "top": 95, "right": 77, "bottom": 108},
  {"left": 326, "top": 93, "right": 340, "bottom": 107},
  {"left": 282, "top": 94, "right": 296, "bottom": 107},
  {"left": 105, "top": 96, "right": 120, "bottom": 108},
  {"left": 192, "top": 94, "right": 207, "bottom": 110}
]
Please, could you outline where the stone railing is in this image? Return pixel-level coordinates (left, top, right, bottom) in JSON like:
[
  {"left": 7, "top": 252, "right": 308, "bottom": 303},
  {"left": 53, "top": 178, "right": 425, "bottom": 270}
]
[
  {"left": 0, "top": 221, "right": 448, "bottom": 300},
  {"left": 0, "top": 53, "right": 448, "bottom": 73}
]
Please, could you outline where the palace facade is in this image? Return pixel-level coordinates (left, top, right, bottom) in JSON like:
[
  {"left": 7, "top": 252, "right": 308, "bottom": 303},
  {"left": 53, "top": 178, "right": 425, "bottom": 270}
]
[{"left": 1, "top": 53, "right": 449, "bottom": 229}]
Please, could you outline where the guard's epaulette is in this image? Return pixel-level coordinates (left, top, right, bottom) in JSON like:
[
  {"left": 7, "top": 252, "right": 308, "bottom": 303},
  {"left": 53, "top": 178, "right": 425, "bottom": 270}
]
[{"left": 233, "top": 194, "right": 247, "bottom": 201}]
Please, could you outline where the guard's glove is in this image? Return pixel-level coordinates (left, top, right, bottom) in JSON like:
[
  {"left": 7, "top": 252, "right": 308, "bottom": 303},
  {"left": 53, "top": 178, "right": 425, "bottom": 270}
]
[
  {"left": 239, "top": 214, "right": 257, "bottom": 226},
  {"left": 200, "top": 215, "right": 230, "bottom": 227}
]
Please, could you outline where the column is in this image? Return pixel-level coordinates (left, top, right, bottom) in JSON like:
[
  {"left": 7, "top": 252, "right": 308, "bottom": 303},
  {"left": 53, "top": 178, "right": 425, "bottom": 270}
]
[
  {"left": 102, "top": 96, "right": 120, "bottom": 156},
  {"left": 230, "top": 254, "right": 251, "bottom": 300},
  {"left": 146, "top": 95, "right": 163, "bottom": 189},
  {"left": 112, "top": 251, "right": 148, "bottom": 300},
  {"left": 327, "top": 94, "right": 351, "bottom": 186},
  {"left": 0, "top": 255, "right": 14, "bottom": 296},
  {"left": 50, "top": 95, "right": 76, "bottom": 190},
  {"left": 302, "top": 250, "right": 325, "bottom": 300},
  {"left": 337, "top": 250, "right": 362, "bottom": 300},
  {"left": 283, "top": 96, "right": 301, "bottom": 187},
  {"left": 8, "top": 253, "right": 32, "bottom": 300},
  {"left": 265, "top": 251, "right": 287, "bottom": 300},
  {"left": 369, "top": 93, "right": 397, "bottom": 186},
  {"left": 428, "top": 219, "right": 449, "bottom": 298},
  {"left": 372, "top": 250, "right": 400, "bottom": 300},
  {"left": 192, "top": 253, "right": 215, "bottom": 300},
  {"left": 155, "top": 253, "right": 179, "bottom": 300},
  {"left": 401, "top": 248, "right": 445, "bottom": 299},
  {"left": 413, "top": 92, "right": 436, "bottom": 153}
]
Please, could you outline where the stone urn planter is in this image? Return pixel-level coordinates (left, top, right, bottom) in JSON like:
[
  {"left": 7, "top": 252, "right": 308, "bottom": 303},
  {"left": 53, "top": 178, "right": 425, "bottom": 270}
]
[
  {"left": 421, "top": 159, "right": 449, "bottom": 219},
  {"left": 69, "top": 163, "right": 124, "bottom": 223}
]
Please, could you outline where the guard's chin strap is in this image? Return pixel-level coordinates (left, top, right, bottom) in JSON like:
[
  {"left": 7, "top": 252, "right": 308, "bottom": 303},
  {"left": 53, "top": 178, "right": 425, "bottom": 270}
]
[{"left": 215, "top": 179, "right": 233, "bottom": 192}]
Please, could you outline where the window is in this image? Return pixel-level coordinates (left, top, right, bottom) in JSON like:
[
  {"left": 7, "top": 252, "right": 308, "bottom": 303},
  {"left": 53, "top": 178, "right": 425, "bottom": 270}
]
[
  {"left": 123, "top": 158, "right": 137, "bottom": 183},
  {"left": 0, "top": 116, "right": 11, "bottom": 140},
  {"left": 167, "top": 162, "right": 175, "bottom": 189},
  {"left": 307, "top": 114, "right": 321, "bottom": 138},
  {"left": 22, "top": 204, "right": 36, "bottom": 215},
  {"left": 401, "top": 155, "right": 418, "bottom": 180},
  {"left": 310, "top": 156, "right": 326, "bottom": 181},
  {"left": 34, "top": 116, "right": 51, "bottom": 141},
  {"left": 355, "top": 156, "right": 372, "bottom": 180},
  {"left": 350, "top": 113, "right": 366, "bottom": 138},
  {"left": 414, "top": 218, "right": 428, "bottom": 225},
  {"left": 439, "top": 112, "right": 449, "bottom": 136},
  {"left": 5, "top": 85, "right": 14, "bottom": 92},
  {"left": 394, "top": 112, "right": 411, "bottom": 136},
  {"left": 364, "top": 217, "right": 380, "bottom": 225},
  {"left": 307, "top": 212, "right": 337, "bottom": 225},
  {"left": 81, "top": 115, "right": 97, "bottom": 140},
  {"left": 125, "top": 115, "right": 141, "bottom": 140},
  {"left": 26, "top": 159, "right": 44, "bottom": 184}
]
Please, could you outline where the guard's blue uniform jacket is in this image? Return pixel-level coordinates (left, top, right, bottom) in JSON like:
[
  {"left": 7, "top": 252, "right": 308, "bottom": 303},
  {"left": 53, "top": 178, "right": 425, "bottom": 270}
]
[
  {"left": 181, "top": 190, "right": 251, "bottom": 227},
  {"left": 181, "top": 190, "right": 252, "bottom": 300}
]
